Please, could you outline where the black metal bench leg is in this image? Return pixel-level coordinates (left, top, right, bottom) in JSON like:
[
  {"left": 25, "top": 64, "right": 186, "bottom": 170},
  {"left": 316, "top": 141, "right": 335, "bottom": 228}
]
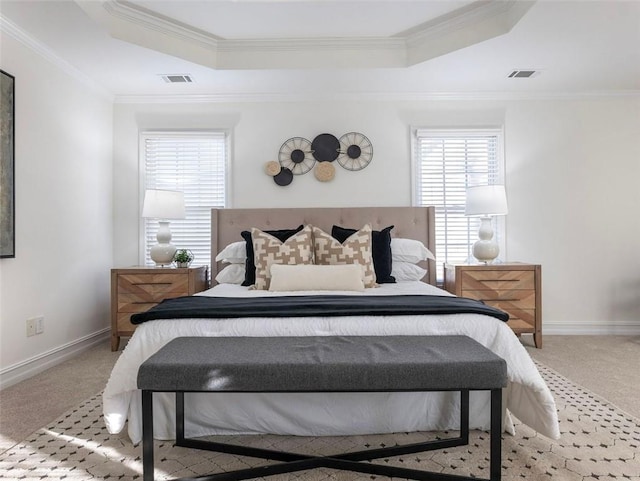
[
  {"left": 143, "top": 387, "right": 503, "bottom": 481},
  {"left": 176, "top": 392, "right": 185, "bottom": 445},
  {"left": 490, "top": 388, "right": 502, "bottom": 481},
  {"left": 460, "top": 389, "right": 469, "bottom": 444},
  {"left": 142, "top": 390, "right": 154, "bottom": 481}
]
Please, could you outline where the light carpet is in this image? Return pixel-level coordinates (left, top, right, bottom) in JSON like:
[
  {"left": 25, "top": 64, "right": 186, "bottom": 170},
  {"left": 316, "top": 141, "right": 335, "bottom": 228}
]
[{"left": 1, "top": 363, "right": 639, "bottom": 481}]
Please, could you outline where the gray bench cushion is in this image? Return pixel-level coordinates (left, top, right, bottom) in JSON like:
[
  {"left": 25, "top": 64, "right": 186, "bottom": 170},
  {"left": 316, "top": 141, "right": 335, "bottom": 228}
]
[{"left": 137, "top": 335, "right": 507, "bottom": 393}]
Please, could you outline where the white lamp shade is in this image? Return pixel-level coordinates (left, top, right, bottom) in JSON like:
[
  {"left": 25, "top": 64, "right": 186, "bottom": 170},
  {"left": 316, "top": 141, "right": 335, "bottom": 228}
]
[
  {"left": 465, "top": 185, "right": 508, "bottom": 217},
  {"left": 142, "top": 189, "right": 186, "bottom": 219}
]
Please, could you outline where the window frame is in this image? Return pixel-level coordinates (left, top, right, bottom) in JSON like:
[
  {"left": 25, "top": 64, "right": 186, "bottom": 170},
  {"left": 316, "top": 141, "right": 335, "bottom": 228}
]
[
  {"left": 411, "top": 127, "right": 506, "bottom": 282},
  {"left": 138, "top": 130, "right": 230, "bottom": 268}
]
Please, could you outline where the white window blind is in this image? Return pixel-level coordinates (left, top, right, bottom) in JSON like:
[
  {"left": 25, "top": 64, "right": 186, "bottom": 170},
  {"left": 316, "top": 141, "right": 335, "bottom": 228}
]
[
  {"left": 141, "top": 131, "right": 227, "bottom": 269},
  {"left": 413, "top": 128, "right": 504, "bottom": 281}
]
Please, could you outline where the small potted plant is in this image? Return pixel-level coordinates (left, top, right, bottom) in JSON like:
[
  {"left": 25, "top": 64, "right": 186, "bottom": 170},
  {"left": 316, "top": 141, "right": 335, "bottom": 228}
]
[{"left": 173, "top": 249, "right": 194, "bottom": 268}]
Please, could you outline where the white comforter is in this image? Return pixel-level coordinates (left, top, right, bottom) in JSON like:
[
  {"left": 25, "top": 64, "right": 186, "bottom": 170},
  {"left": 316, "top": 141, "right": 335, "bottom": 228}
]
[{"left": 103, "top": 282, "right": 560, "bottom": 444}]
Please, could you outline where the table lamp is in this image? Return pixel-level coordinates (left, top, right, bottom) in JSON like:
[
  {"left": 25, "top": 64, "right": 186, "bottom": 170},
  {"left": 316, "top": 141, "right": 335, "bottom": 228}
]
[
  {"left": 465, "top": 185, "right": 508, "bottom": 264},
  {"left": 142, "top": 189, "right": 185, "bottom": 266}
]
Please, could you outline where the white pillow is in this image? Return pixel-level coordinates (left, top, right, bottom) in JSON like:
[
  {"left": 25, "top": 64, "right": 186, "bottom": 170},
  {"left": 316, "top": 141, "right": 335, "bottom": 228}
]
[
  {"left": 215, "top": 241, "right": 247, "bottom": 264},
  {"left": 391, "top": 261, "right": 428, "bottom": 282},
  {"left": 215, "top": 264, "right": 246, "bottom": 284},
  {"left": 269, "top": 264, "right": 365, "bottom": 292},
  {"left": 390, "top": 238, "right": 435, "bottom": 263}
]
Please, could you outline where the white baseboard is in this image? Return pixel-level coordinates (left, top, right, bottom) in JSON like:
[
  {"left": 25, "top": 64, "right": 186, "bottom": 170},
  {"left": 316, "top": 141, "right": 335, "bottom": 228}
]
[
  {"left": 543, "top": 320, "right": 640, "bottom": 335},
  {"left": 0, "top": 328, "right": 111, "bottom": 391}
]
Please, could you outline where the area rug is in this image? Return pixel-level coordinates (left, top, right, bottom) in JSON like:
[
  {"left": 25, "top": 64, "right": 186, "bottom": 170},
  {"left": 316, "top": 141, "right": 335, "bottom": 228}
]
[{"left": 1, "top": 363, "right": 639, "bottom": 480}]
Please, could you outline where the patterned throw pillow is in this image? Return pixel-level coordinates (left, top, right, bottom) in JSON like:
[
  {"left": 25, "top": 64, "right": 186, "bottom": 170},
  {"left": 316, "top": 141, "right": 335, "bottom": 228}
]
[
  {"left": 332, "top": 225, "right": 395, "bottom": 284},
  {"left": 241, "top": 225, "right": 304, "bottom": 286},
  {"left": 251, "top": 225, "right": 314, "bottom": 290},
  {"left": 312, "top": 225, "right": 376, "bottom": 288}
]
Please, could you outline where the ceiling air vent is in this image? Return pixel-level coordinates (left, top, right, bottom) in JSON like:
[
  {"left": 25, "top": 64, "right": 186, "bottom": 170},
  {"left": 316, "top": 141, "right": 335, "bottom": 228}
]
[
  {"left": 508, "top": 70, "right": 538, "bottom": 78},
  {"left": 160, "top": 74, "right": 193, "bottom": 83}
]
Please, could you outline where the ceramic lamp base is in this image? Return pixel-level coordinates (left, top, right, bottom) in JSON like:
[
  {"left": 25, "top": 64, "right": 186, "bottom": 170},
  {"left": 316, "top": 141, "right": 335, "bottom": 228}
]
[
  {"left": 473, "top": 240, "right": 499, "bottom": 264},
  {"left": 472, "top": 216, "right": 499, "bottom": 264},
  {"left": 150, "top": 220, "right": 176, "bottom": 266},
  {"left": 150, "top": 243, "right": 176, "bottom": 266}
]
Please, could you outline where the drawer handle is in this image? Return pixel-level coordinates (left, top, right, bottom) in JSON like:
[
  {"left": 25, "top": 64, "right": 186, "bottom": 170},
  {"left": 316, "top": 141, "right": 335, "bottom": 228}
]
[{"left": 481, "top": 279, "right": 520, "bottom": 283}]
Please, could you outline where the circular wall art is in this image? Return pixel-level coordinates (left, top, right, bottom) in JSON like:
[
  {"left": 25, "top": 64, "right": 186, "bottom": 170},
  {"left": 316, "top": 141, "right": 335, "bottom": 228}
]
[
  {"left": 264, "top": 160, "right": 281, "bottom": 176},
  {"left": 311, "top": 133, "right": 340, "bottom": 162},
  {"left": 273, "top": 167, "right": 294, "bottom": 186},
  {"left": 278, "top": 137, "right": 315, "bottom": 175},
  {"left": 314, "top": 161, "right": 335, "bottom": 182},
  {"left": 337, "top": 132, "right": 373, "bottom": 171}
]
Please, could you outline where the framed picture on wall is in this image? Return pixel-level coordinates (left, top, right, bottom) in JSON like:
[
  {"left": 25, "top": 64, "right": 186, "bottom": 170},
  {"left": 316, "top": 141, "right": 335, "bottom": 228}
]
[{"left": 1, "top": 69, "right": 15, "bottom": 258}]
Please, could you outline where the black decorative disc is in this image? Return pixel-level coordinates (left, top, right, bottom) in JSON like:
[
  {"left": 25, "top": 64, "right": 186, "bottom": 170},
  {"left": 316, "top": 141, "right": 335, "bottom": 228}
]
[
  {"left": 311, "top": 133, "right": 340, "bottom": 162},
  {"left": 290, "top": 149, "right": 305, "bottom": 163},
  {"left": 347, "top": 145, "right": 362, "bottom": 159},
  {"left": 273, "top": 167, "right": 293, "bottom": 186}
]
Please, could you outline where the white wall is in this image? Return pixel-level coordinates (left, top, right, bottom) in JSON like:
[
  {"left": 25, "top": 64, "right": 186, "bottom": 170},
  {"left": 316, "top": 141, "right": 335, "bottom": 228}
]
[
  {"left": 113, "top": 96, "right": 640, "bottom": 334},
  {"left": 0, "top": 32, "right": 113, "bottom": 387},
  {"left": 505, "top": 98, "right": 640, "bottom": 333}
]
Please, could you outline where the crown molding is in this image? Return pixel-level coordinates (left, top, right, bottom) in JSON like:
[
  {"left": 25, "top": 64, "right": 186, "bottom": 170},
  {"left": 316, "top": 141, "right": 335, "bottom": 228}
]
[
  {"left": 104, "top": 0, "right": 221, "bottom": 49},
  {"left": 75, "top": 0, "right": 535, "bottom": 70},
  {"left": 0, "top": 15, "right": 113, "bottom": 100},
  {"left": 400, "top": 0, "right": 532, "bottom": 43},
  {"left": 218, "top": 36, "right": 406, "bottom": 53},
  {"left": 399, "top": 0, "right": 535, "bottom": 65},
  {"left": 114, "top": 90, "right": 640, "bottom": 105}
]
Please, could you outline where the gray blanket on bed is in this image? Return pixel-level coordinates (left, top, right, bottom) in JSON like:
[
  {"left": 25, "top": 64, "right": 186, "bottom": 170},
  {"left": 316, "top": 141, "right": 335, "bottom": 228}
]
[{"left": 130, "top": 294, "right": 509, "bottom": 324}]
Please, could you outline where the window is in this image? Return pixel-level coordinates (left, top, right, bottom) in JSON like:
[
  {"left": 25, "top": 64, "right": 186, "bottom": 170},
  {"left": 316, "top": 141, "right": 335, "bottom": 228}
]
[
  {"left": 413, "top": 128, "right": 505, "bottom": 282},
  {"left": 140, "top": 131, "right": 228, "bottom": 269}
]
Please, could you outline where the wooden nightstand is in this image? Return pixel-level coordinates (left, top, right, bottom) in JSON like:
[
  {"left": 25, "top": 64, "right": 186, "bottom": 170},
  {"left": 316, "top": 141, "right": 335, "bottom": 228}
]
[
  {"left": 443, "top": 262, "right": 542, "bottom": 348},
  {"left": 110, "top": 266, "right": 208, "bottom": 351}
]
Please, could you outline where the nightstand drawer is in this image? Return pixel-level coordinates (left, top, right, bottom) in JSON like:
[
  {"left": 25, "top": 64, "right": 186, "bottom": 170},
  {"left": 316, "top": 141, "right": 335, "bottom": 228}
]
[
  {"left": 507, "top": 316, "right": 535, "bottom": 332},
  {"left": 461, "top": 289, "right": 535, "bottom": 309},
  {"left": 116, "top": 295, "right": 161, "bottom": 313},
  {"left": 487, "top": 304, "right": 535, "bottom": 322},
  {"left": 461, "top": 270, "right": 534, "bottom": 290},
  {"left": 116, "top": 312, "right": 137, "bottom": 332},
  {"left": 117, "top": 274, "right": 189, "bottom": 302}
]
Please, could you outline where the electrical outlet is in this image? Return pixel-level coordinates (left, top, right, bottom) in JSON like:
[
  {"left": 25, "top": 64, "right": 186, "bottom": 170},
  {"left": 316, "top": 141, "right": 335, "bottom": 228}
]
[
  {"left": 26, "top": 316, "right": 44, "bottom": 337},
  {"left": 26, "top": 318, "right": 36, "bottom": 337},
  {"left": 35, "top": 316, "right": 44, "bottom": 334}
]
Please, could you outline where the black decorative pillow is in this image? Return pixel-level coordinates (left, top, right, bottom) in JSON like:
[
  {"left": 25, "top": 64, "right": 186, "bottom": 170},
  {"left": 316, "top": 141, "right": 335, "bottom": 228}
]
[
  {"left": 240, "top": 225, "right": 304, "bottom": 286},
  {"left": 331, "top": 225, "right": 395, "bottom": 284}
]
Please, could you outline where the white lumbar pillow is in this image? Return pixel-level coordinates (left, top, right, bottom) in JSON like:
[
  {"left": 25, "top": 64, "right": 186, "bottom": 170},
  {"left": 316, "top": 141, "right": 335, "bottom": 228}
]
[{"left": 269, "top": 264, "right": 365, "bottom": 292}]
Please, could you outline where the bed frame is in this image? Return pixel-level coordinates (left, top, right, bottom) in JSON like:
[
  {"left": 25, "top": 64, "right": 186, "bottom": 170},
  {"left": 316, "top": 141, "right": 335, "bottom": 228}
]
[{"left": 210, "top": 206, "right": 436, "bottom": 285}]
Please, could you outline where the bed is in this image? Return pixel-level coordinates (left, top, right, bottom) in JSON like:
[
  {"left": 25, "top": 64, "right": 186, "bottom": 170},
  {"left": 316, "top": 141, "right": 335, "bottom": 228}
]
[{"left": 103, "top": 206, "right": 560, "bottom": 445}]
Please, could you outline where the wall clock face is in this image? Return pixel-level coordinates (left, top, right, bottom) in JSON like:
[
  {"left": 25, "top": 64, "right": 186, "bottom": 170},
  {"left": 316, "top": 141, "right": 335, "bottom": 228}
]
[
  {"left": 311, "top": 133, "right": 340, "bottom": 162},
  {"left": 278, "top": 137, "right": 315, "bottom": 175},
  {"left": 338, "top": 132, "right": 373, "bottom": 171}
]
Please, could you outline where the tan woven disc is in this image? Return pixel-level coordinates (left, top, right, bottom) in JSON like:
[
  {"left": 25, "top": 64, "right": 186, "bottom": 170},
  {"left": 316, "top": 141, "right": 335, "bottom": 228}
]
[
  {"left": 264, "top": 161, "right": 281, "bottom": 176},
  {"left": 314, "top": 161, "right": 335, "bottom": 182}
]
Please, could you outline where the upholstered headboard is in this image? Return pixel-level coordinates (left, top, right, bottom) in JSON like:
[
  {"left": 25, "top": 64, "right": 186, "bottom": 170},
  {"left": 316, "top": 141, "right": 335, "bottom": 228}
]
[{"left": 211, "top": 206, "right": 436, "bottom": 285}]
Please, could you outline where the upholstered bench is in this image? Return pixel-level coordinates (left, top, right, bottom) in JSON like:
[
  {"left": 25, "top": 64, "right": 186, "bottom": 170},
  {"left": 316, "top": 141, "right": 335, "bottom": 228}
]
[{"left": 137, "top": 335, "right": 507, "bottom": 481}]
